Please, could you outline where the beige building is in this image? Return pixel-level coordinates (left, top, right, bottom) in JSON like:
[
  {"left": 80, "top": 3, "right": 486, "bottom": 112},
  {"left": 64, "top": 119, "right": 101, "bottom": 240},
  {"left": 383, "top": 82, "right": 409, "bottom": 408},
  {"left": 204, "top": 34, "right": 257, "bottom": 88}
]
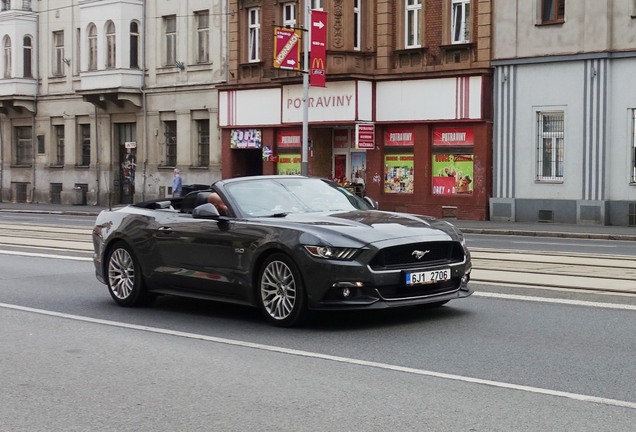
[{"left": 0, "top": 0, "right": 227, "bottom": 206}]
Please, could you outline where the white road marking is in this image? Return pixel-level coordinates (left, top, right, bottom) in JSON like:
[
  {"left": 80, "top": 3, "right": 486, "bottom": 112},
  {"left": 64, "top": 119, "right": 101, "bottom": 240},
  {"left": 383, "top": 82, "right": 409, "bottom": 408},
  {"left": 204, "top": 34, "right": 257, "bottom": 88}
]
[
  {"left": 510, "top": 241, "right": 617, "bottom": 248},
  {"left": 475, "top": 292, "right": 636, "bottom": 311},
  {"left": 0, "top": 249, "right": 91, "bottom": 261},
  {"left": 1, "top": 301, "right": 635, "bottom": 410}
]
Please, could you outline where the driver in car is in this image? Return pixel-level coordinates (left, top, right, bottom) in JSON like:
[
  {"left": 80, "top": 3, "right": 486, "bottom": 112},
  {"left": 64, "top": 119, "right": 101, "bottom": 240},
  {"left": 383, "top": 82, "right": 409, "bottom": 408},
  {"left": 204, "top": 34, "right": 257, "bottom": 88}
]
[{"left": 208, "top": 192, "right": 228, "bottom": 216}]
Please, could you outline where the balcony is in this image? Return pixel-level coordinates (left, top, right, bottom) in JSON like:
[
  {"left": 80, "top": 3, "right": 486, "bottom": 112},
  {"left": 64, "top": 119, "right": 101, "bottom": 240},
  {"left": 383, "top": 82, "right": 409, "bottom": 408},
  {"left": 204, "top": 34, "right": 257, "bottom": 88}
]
[
  {"left": 77, "top": 69, "right": 143, "bottom": 108},
  {"left": 0, "top": 78, "right": 37, "bottom": 113}
]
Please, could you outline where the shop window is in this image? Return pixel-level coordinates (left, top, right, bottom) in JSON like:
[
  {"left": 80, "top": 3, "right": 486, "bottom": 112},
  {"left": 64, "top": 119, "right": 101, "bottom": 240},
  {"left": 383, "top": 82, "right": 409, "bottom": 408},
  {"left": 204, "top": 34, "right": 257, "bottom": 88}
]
[
  {"left": 384, "top": 127, "right": 415, "bottom": 194},
  {"left": 432, "top": 127, "right": 475, "bottom": 195}
]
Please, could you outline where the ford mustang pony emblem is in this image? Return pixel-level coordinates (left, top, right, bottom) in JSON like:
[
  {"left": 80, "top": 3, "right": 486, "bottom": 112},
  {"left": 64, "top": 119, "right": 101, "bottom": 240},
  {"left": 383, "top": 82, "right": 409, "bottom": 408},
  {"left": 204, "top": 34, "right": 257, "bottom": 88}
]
[{"left": 412, "top": 250, "right": 430, "bottom": 260}]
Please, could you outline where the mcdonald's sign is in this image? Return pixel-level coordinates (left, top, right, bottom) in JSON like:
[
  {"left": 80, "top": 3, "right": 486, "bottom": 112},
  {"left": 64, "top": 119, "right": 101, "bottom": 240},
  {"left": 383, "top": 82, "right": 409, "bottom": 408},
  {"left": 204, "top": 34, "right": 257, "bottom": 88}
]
[{"left": 310, "top": 10, "right": 327, "bottom": 87}]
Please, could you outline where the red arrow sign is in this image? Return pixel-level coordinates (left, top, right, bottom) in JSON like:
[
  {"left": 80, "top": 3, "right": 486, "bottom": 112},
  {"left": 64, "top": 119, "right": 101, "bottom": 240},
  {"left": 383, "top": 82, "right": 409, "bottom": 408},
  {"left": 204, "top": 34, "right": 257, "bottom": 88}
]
[{"left": 310, "top": 10, "right": 327, "bottom": 87}]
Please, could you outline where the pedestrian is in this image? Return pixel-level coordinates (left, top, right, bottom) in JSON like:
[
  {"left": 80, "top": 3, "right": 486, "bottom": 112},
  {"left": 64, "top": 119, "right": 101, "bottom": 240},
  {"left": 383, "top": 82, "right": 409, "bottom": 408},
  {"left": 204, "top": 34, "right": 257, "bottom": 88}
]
[{"left": 172, "top": 168, "right": 183, "bottom": 197}]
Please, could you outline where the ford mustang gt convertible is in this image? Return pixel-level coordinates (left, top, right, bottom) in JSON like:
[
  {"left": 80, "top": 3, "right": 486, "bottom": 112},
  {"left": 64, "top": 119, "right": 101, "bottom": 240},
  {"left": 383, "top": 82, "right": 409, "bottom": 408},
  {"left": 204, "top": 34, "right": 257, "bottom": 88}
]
[{"left": 92, "top": 175, "right": 472, "bottom": 327}]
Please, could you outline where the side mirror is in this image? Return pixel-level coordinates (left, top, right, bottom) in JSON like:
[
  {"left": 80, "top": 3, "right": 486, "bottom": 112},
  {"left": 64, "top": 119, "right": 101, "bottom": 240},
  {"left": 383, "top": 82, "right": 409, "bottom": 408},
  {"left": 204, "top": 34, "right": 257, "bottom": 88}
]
[
  {"left": 192, "top": 203, "right": 220, "bottom": 219},
  {"left": 363, "top": 196, "right": 379, "bottom": 210}
]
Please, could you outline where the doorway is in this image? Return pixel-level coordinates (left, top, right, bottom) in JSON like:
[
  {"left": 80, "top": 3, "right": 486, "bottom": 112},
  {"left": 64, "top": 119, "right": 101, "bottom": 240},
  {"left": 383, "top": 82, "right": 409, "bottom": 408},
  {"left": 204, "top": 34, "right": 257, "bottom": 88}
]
[{"left": 116, "top": 123, "right": 137, "bottom": 204}]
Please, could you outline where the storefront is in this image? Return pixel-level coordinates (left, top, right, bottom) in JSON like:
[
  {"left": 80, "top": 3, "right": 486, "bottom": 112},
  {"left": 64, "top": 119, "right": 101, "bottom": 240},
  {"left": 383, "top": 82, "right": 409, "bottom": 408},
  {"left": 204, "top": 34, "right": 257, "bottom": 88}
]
[{"left": 219, "top": 76, "right": 491, "bottom": 220}]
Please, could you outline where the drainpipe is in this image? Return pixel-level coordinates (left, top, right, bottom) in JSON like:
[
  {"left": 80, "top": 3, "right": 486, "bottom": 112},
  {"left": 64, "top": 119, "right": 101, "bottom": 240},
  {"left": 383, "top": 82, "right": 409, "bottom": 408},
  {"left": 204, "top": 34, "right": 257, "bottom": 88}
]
[
  {"left": 0, "top": 114, "right": 3, "bottom": 202},
  {"left": 140, "top": 0, "right": 148, "bottom": 200},
  {"left": 95, "top": 104, "right": 100, "bottom": 205}
]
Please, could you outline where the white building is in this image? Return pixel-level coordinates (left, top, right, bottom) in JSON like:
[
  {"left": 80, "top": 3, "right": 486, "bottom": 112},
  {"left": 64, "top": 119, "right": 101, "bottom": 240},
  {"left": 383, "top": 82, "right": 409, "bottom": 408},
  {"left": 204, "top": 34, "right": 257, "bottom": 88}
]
[
  {"left": 491, "top": 0, "right": 636, "bottom": 226},
  {"left": 0, "top": 0, "right": 227, "bottom": 205}
]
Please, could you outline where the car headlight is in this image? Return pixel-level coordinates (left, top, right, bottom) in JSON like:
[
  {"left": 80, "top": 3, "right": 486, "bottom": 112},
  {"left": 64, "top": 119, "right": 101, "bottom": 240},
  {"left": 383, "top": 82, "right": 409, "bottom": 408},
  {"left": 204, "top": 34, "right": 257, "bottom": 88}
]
[{"left": 304, "top": 245, "right": 359, "bottom": 260}]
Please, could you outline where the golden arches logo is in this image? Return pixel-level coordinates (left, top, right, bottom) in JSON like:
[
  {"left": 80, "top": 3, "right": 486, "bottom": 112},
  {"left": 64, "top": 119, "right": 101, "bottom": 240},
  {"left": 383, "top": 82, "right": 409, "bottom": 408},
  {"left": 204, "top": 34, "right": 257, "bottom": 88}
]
[{"left": 311, "top": 56, "right": 324, "bottom": 70}]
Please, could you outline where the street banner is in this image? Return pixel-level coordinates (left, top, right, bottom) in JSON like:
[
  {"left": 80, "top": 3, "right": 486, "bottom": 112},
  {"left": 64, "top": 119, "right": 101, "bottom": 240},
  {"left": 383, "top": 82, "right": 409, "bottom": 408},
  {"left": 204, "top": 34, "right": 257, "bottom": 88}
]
[
  {"left": 310, "top": 10, "right": 328, "bottom": 87},
  {"left": 273, "top": 27, "right": 301, "bottom": 71}
]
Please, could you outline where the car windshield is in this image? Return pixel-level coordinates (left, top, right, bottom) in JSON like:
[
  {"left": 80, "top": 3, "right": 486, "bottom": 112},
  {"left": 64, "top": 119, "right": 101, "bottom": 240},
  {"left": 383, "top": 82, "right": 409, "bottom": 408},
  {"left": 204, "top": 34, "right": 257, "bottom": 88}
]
[{"left": 226, "top": 177, "right": 371, "bottom": 217}]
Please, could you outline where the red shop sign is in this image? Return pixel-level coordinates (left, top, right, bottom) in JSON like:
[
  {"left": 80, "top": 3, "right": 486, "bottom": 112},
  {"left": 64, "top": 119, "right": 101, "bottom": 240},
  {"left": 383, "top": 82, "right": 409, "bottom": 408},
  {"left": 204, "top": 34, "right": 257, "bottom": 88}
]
[
  {"left": 433, "top": 127, "right": 474, "bottom": 146},
  {"left": 385, "top": 128, "right": 415, "bottom": 146},
  {"left": 277, "top": 130, "right": 302, "bottom": 148}
]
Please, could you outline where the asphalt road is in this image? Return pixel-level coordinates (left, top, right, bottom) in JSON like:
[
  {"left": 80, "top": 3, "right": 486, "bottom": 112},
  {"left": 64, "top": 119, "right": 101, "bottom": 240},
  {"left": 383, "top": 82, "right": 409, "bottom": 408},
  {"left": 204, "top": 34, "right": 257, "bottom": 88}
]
[{"left": 1, "top": 252, "right": 635, "bottom": 431}]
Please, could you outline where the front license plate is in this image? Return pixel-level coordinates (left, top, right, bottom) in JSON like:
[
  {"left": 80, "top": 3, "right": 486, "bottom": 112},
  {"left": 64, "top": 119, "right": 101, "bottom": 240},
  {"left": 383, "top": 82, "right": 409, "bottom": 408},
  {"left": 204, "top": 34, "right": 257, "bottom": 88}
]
[{"left": 405, "top": 268, "right": 451, "bottom": 286}]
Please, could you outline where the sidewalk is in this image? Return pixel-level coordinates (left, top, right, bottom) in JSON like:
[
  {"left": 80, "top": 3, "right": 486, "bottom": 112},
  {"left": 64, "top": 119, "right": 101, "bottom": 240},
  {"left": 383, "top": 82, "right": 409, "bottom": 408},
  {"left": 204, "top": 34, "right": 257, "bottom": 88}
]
[{"left": 1, "top": 201, "right": 636, "bottom": 241}]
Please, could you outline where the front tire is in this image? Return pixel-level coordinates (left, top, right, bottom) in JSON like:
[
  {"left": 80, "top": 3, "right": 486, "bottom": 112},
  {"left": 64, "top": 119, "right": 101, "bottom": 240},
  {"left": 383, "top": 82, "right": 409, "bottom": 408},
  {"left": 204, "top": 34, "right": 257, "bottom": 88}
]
[
  {"left": 106, "top": 242, "right": 153, "bottom": 307},
  {"left": 257, "top": 253, "right": 307, "bottom": 327}
]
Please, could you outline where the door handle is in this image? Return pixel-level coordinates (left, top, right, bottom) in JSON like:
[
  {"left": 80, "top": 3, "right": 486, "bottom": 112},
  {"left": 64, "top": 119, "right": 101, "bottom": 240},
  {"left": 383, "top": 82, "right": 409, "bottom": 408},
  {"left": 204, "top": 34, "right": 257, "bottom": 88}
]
[{"left": 157, "top": 226, "right": 173, "bottom": 233}]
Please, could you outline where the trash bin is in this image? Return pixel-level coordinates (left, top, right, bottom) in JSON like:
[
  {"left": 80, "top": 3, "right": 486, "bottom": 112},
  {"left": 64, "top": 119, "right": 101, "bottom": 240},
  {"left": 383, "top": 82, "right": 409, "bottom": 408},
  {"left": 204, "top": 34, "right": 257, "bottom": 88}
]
[{"left": 73, "top": 186, "right": 86, "bottom": 205}]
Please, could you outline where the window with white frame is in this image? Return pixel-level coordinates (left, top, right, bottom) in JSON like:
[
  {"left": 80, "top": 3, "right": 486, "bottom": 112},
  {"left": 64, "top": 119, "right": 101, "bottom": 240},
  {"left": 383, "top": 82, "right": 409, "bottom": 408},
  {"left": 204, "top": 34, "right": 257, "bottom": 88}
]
[
  {"left": 631, "top": 109, "right": 636, "bottom": 183},
  {"left": 196, "top": 11, "right": 209, "bottom": 63},
  {"left": 130, "top": 21, "right": 140, "bottom": 68},
  {"left": 106, "top": 21, "right": 116, "bottom": 69},
  {"left": 23, "top": 36, "right": 32, "bottom": 77},
  {"left": 88, "top": 24, "right": 97, "bottom": 70},
  {"left": 3, "top": 36, "right": 11, "bottom": 78},
  {"left": 1, "top": 0, "right": 9, "bottom": 11},
  {"left": 248, "top": 8, "right": 260, "bottom": 62},
  {"left": 310, "top": 0, "right": 323, "bottom": 10},
  {"left": 541, "top": 0, "right": 565, "bottom": 24},
  {"left": 15, "top": 126, "right": 33, "bottom": 165},
  {"left": 282, "top": 3, "right": 296, "bottom": 28},
  {"left": 196, "top": 120, "right": 210, "bottom": 167},
  {"left": 53, "top": 31, "right": 64, "bottom": 76},
  {"left": 405, "top": 0, "right": 422, "bottom": 48},
  {"left": 353, "top": 0, "right": 361, "bottom": 51},
  {"left": 164, "top": 121, "right": 177, "bottom": 167},
  {"left": 451, "top": 0, "right": 470, "bottom": 43},
  {"left": 164, "top": 15, "right": 177, "bottom": 66},
  {"left": 79, "top": 124, "right": 91, "bottom": 167},
  {"left": 54, "top": 124, "right": 65, "bottom": 166},
  {"left": 537, "top": 112, "right": 565, "bottom": 181}
]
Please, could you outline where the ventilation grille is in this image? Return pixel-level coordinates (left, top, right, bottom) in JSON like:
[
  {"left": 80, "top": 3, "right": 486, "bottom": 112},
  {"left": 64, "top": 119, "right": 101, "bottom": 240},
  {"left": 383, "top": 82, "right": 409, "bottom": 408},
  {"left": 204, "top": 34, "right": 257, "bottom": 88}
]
[{"left": 538, "top": 209, "right": 553, "bottom": 223}]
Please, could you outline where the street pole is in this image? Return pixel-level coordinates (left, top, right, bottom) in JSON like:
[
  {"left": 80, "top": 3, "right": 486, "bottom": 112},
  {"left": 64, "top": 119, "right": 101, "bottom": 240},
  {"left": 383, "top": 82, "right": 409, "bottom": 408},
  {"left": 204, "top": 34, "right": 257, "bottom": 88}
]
[{"left": 301, "top": 1, "right": 310, "bottom": 176}]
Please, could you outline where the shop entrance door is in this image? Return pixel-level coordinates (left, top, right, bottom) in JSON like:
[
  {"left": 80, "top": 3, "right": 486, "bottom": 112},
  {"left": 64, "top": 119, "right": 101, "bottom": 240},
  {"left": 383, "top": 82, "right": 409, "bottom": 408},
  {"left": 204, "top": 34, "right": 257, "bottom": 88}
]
[{"left": 117, "top": 123, "right": 137, "bottom": 204}]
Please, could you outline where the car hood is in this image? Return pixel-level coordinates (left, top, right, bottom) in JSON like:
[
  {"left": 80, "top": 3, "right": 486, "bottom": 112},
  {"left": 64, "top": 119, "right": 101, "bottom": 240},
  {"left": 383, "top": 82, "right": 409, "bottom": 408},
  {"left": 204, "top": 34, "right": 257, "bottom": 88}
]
[{"left": 250, "top": 210, "right": 461, "bottom": 246}]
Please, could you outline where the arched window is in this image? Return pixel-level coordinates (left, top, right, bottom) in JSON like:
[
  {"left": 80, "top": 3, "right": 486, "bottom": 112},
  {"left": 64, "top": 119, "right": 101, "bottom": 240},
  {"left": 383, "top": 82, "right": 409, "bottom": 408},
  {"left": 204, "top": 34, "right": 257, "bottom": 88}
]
[
  {"left": 88, "top": 24, "right": 97, "bottom": 70},
  {"left": 106, "top": 21, "right": 116, "bottom": 69},
  {"left": 23, "top": 36, "right": 32, "bottom": 78},
  {"left": 3, "top": 36, "right": 11, "bottom": 78},
  {"left": 130, "top": 21, "right": 140, "bottom": 69}
]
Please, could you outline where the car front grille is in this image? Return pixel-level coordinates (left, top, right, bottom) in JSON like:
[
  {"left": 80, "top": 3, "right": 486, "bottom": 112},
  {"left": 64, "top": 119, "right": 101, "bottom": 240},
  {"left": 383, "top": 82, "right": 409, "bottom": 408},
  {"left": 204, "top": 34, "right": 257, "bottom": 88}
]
[{"left": 368, "top": 241, "right": 465, "bottom": 271}]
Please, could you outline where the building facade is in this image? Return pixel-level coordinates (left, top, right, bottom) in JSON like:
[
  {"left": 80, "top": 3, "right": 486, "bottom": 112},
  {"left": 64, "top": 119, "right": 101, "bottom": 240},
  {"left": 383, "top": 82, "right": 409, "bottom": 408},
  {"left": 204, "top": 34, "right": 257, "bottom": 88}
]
[
  {"left": 0, "top": 0, "right": 227, "bottom": 206},
  {"left": 219, "top": 0, "right": 493, "bottom": 220},
  {"left": 491, "top": 0, "right": 636, "bottom": 226}
]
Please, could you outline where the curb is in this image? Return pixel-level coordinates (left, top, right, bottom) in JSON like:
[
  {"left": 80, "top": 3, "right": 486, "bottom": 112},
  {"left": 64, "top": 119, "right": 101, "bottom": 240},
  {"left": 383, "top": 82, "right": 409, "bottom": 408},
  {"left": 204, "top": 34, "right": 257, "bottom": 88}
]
[{"left": 459, "top": 228, "right": 636, "bottom": 242}]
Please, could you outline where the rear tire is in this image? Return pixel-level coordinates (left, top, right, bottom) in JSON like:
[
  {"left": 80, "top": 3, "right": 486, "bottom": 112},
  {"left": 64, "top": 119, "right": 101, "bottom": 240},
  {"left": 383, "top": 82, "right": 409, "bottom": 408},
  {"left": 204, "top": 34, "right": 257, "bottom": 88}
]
[
  {"left": 257, "top": 253, "right": 307, "bottom": 327},
  {"left": 106, "top": 242, "right": 154, "bottom": 307}
]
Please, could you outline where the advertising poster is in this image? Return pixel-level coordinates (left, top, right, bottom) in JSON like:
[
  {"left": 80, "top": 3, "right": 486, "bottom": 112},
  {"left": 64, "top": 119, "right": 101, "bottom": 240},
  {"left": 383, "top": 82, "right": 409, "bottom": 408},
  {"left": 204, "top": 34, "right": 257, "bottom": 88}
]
[
  {"left": 351, "top": 152, "right": 366, "bottom": 184},
  {"left": 384, "top": 153, "right": 414, "bottom": 194},
  {"left": 276, "top": 154, "right": 301, "bottom": 175},
  {"left": 432, "top": 154, "right": 474, "bottom": 195},
  {"left": 230, "top": 129, "right": 262, "bottom": 149}
]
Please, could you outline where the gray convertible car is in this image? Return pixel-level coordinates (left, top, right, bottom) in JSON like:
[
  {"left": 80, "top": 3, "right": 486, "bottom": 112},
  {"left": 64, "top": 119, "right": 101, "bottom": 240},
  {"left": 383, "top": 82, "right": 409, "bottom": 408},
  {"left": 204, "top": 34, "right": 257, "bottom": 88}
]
[{"left": 92, "top": 175, "right": 472, "bottom": 327}]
